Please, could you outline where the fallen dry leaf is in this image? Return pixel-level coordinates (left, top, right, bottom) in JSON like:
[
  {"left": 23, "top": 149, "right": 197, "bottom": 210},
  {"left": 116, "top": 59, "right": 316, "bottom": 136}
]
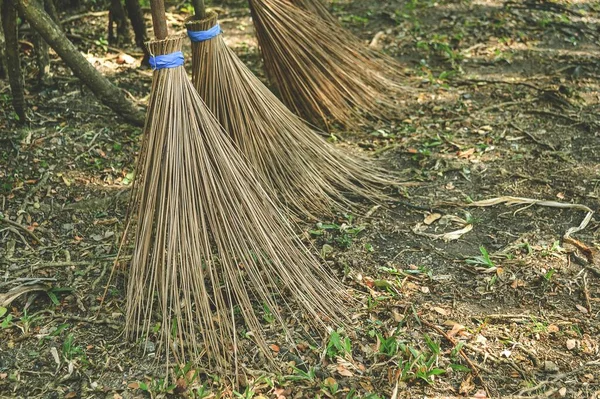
[
  {"left": 117, "top": 53, "right": 136, "bottom": 64},
  {"left": 424, "top": 213, "right": 442, "bottom": 225},
  {"left": 433, "top": 307, "right": 448, "bottom": 316},
  {"left": 459, "top": 373, "right": 475, "bottom": 395},
  {"left": 458, "top": 148, "right": 475, "bottom": 158},
  {"left": 547, "top": 324, "right": 559, "bottom": 333},
  {"left": 576, "top": 304, "right": 589, "bottom": 314},
  {"left": 337, "top": 364, "right": 353, "bottom": 377},
  {"left": 447, "top": 322, "right": 466, "bottom": 338}
]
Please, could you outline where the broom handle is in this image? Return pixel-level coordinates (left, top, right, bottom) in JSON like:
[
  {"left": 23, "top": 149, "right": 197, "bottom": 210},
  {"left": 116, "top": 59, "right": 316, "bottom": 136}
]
[
  {"left": 149, "top": 0, "right": 168, "bottom": 40},
  {"left": 191, "top": 0, "right": 206, "bottom": 19}
]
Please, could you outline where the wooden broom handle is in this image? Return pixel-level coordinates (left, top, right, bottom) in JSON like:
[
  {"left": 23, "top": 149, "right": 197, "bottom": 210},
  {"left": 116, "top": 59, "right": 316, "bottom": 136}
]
[
  {"left": 149, "top": 0, "right": 168, "bottom": 40},
  {"left": 191, "top": 0, "right": 206, "bottom": 19}
]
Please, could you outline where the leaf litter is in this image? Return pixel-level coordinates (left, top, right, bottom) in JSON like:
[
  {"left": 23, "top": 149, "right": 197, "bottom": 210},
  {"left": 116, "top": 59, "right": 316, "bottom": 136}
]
[{"left": 1, "top": 0, "right": 600, "bottom": 398}]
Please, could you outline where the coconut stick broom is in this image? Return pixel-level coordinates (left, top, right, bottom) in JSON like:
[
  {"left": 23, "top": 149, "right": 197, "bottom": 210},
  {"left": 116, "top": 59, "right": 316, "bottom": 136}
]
[
  {"left": 126, "top": 0, "right": 348, "bottom": 373},
  {"left": 185, "top": 6, "right": 396, "bottom": 219},
  {"left": 289, "top": 0, "right": 337, "bottom": 24},
  {"left": 288, "top": 0, "right": 405, "bottom": 78},
  {"left": 248, "top": 0, "right": 413, "bottom": 128}
]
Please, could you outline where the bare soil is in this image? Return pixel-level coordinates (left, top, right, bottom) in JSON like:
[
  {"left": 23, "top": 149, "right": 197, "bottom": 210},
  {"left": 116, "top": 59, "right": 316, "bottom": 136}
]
[{"left": 1, "top": 0, "right": 599, "bottom": 398}]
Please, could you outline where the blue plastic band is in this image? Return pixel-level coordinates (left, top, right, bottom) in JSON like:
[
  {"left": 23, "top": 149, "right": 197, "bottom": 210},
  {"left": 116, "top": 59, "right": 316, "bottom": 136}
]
[
  {"left": 187, "top": 24, "right": 222, "bottom": 42},
  {"left": 149, "top": 51, "right": 184, "bottom": 70}
]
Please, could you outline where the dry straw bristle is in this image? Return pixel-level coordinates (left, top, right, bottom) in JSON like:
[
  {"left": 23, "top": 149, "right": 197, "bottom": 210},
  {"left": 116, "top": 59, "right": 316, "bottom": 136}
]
[
  {"left": 289, "top": 0, "right": 337, "bottom": 24},
  {"left": 249, "top": 0, "right": 414, "bottom": 127},
  {"left": 187, "top": 12, "right": 397, "bottom": 219},
  {"left": 126, "top": 34, "right": 348, "bottom": 373}
]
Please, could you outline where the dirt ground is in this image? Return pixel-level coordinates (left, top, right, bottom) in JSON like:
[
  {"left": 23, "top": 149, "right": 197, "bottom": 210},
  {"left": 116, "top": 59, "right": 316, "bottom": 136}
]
[{"left": 1, "top": 0, "right": 599, "bottom": 398}]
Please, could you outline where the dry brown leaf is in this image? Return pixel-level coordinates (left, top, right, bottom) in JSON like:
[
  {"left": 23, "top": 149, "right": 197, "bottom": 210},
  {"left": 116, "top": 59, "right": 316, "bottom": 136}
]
[
  {"left": 459, "top": 373, "right": 475, "bottom": 395},
  {"left": 511, "top": 279, "right": 525, "bottom": 289},
  {"left": 424, "top": 213, "right": 442, "bottom": 225},
  {"left": 433, "top": 307, "right": 448, "bottom": 316},
  {"left": 547, "top": 324, "right": 559, "bottom": 333},
  {"left": 576, "top": 304, "right": 589, "bottom": 314},
  {"left": 117, "top": 53, "right": 136, "bottom": 65},
  {"left": 337, "top": 364, "right": 353, "bottom": 377},
  {"left": 458, "top": 148, "right": 475, "bottom": 158},
  {"left": 447, "top": 323, "right": 466, "bottom": 338}
]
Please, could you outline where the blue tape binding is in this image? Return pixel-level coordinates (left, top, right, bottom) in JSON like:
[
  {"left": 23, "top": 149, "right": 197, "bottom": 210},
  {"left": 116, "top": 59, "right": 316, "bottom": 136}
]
[
  {"left": 149, "top": 51, "right": 185, "bottom": 70},
  {"left": 187, "top": 24, "right": 222, "bottom": 42}
]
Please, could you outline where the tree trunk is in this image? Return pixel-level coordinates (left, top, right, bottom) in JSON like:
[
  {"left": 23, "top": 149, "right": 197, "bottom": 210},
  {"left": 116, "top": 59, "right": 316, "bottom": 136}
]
[
  {"left": 124, "top": 0, "right": 149, "bottom": 65},
  {"left": 33, "top": 32, "right": 50, "bottom": 84},
  {"left": 1, "top": 0, "right": 26, "bottom": 122},
  {"left": 43, "top": 0, "right": 59, "bottom": 25},
  {"left": 16, "top": 0, "right": 145, "bottom": 126},
  {"left": 35, "top": 0, "right": 59, "bottom": 85},
  {"left": 108, "top": 0, "right": 130, "bottom": 45},
  {"left": 0, "top": 3, "right": 8, "bottom": 79}
]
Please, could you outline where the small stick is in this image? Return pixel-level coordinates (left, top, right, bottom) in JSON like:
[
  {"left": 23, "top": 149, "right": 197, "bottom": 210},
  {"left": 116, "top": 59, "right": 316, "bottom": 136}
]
[
  {"left": 421, "top": 320, "right": 487, "bottom": 376},
  {"left": 149, "top": 0, "right": 168, "bottom": 39},
  {"left": 0, "top": 215, "right": 41, "bottom": 243},
  {"left": 583, "top": 273, "right": 592, "bottom": 314},
  {"left": 191, "top": 0, "right": 206, "bottom": 19}
]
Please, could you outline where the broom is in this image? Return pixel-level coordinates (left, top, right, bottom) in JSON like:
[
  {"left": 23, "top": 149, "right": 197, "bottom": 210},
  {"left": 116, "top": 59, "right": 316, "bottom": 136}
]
[
  {"left": 248, "top": 0, "right": 412, "bottom": 127},
  {"left": 185, "top": 7, "right": 396, "bottom": 219},
  {"left": 289, "top": 0, "right": 337, "bottom": 24},
  {"left": 126, "top": 0, "right": 348, "bottom": 373}
]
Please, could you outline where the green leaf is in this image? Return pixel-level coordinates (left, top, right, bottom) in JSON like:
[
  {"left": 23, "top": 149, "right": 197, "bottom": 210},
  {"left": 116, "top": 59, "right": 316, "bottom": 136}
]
[
  {"left": 0, "top": 306, "right": 7, "bottom": 318},
  {"left": 429, "top": 368, "right": 446, "bottom": 375},
  {"left": 1, "top": 314, "right": 13, "bottom": 328},
  {"left": 47, "top": 291, "right": 60, "bottom": 306},
  {"left": 450, "top": 364, "right": 471, "bottom": 372}
]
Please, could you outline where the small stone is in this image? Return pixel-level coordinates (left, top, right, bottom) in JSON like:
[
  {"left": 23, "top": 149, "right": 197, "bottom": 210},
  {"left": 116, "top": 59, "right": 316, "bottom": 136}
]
[
  {"left": 558, "top": 387, "right": 567, "bottom": 397},
  {"left": 143, "top": 341, "right": 155, "bottom": 354},
  {"left": 544, "top": 360, "right": 559, "bottom": 373},
  {"left": 566, "top": 339, "right": 577, "bottom": 350}
]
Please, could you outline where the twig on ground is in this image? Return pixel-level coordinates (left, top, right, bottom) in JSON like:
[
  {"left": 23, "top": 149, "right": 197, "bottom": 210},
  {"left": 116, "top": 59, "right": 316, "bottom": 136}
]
[
  {"left": 464, "top": 196, "right": 593, "bottom": 240},
  {"left": 421, "top": 320, "right": 490, "bottom": 375},
  {"left": 563, "top": 236, "right": 595, "bottom": 264},
  {"left": 66, "top": 33, "right": 145, "bottom": 56},
  {"left": 0, "top": 216, "right": 41, "bottom": 243},
  {"left": 60, "top": 11, "right": 109, "bottom": 24},
  {"left": 457, "top": 78, "right": 539, "bottom": 90},
  {"left": 462, "top": 342, "right": 528, "bottom": 378},
  {"left": 0, "top": 284, "right": 48, "bottom": 307},
  {"left": 509, "top": 122, "right": 556, "bottom": 151},
  {"left": 517, "top": 361, "right": 600, "bottom": 396},
  {"left": 582, "top": 273, "right": 592, "bottom": 314}
]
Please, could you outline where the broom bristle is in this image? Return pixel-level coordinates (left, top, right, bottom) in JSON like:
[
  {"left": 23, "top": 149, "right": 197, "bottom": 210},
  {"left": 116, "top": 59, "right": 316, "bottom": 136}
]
[
  {"left": 126, "top": 34, "right": 348, "bottom": 372},
  {"left": 248, "top": 0, "right": 414, "bottom": 127},
  {"left": 186, "top": 13, "right": 398, "bottom": 219},
  {"left": 289, "top": 0, "right": 337, "bottom": 24}
]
